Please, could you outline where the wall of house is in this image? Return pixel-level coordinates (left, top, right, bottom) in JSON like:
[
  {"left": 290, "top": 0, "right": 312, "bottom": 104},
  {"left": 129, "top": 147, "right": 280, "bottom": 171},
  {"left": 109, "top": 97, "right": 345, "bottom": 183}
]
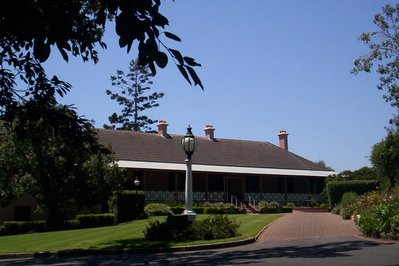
[
  {"left": 0, "top": 195, "right": 42, "bottom": 222},
  {"left": 261, "top": 176, "right": 280, "bottom": 193},
  {"left": 144, "top": 170, "right": 171, "bottom": 191},
  {"left": 125, "top": 169, "right": 326, "bottom": 204}
]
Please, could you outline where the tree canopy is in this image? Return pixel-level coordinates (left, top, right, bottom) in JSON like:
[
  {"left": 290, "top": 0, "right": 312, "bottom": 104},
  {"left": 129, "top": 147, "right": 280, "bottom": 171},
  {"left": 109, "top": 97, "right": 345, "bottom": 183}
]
[
  {"left": 325, "top": 167, "right": 377, "bottom": 184},
  {"left": 371, "top": 130, "right": 399, "bottom": 190},
  {"left": 104, "top": 59, "right": 164, "bottom": 132},
  {"left": 352, "top": 4, "right": 399, "bottom": 126},
  {"left": 0, "top": 0, "right": 202, "bottom": 119},
  {"left": 0, "top": 99, "right": 124, "bottom": 227}
]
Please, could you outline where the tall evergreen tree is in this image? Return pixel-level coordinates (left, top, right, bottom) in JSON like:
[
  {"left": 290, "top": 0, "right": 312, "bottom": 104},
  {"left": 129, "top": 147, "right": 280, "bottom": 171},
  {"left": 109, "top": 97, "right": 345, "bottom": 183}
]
[{"left": 104, "top": 59, "right": 164, "bottom": 132}]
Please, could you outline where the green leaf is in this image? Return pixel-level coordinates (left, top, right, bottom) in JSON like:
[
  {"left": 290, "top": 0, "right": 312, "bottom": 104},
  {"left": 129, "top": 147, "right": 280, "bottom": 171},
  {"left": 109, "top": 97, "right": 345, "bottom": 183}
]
[
  {"left": 177, "top": 64, "right": 191, "bottom": 85},
  {"left": 170, "top": 49, "right": 184, "bottom": 65},
  {"left": 149, "top": 61, "right": 157, "bottom": 75},
  {"left": 186, "top": 66, "right": 204, "bottom": 90},
  {"left": 164, "top": 32, "right": 181, "bottom": 42},
  {"left": 119, "top": 36, "right": 128, "bottom": 48},
  {"left": 126, "top": 37, "right": 134, "bottom": 53},
  {"left": 33, "top": 40, "right": 51, "bottom": 63},
  {"left": 56, "top": 43, "right": 69, "bottom": 62},
  {"left": 155, "top": 52, "right": 168, "bottom": 68},
  {"left": 153, "top": 13, "right": 169, "bottom": 28},
  {"left": 145, "top": 37, "right": 158, "bottom": 60},
  {"left": 184, "top": 56, "right": 201, "bottom": 67}
]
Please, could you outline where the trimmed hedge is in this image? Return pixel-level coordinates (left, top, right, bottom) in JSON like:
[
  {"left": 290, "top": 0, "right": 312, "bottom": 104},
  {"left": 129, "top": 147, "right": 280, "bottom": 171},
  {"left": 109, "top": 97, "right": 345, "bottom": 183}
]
[
  {"left": 110, "top": 190, "right": 145, "bottom": 223},
  {"left": 1, "top": 221, "right": 46, "bottom": 235},
  {"left": 144, "top": 203, "right": 173, "bottom": 216},
  {"left": 193, "top": 206, "right": 205, "bottom": 214},
  {"left": 75, "top": 213, "right": 116, "bottom": 228},
  {"left": 326, "top": 180, "right": 379, "bottom": 208}
]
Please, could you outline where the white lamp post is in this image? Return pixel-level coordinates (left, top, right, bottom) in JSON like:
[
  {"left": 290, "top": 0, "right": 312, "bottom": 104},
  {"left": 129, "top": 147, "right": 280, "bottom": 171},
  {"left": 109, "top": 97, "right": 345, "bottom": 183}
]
[{"left": 181, "top": 126, "right": 196, "bottom": 220}]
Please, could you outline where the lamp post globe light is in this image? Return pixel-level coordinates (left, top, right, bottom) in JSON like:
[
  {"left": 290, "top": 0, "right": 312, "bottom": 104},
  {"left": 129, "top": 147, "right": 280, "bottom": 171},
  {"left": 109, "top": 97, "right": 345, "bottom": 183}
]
[
  {"left": 181, "top": 126, "right": 196, "bottom": 220},
  {"left": 134, "top": 177, "right": 140, "bottom": 219},
  {"left": 134, "top": 177, "right": 140, "bottom": 189}
]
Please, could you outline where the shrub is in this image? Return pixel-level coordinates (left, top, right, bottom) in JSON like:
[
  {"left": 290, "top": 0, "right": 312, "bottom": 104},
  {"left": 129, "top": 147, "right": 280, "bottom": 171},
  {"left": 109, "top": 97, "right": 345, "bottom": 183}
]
[
  {"left": 281, "top": 207, "right": 293, "bottom": 213},
  {"left": 144, "top": 220, "right": 172, "bottom": 240},
  {"left": 192, "top": 215, "right": 240, "bottom": 240},
  {"left": 331, "top": 205, "right": 340, "bottom": 215},
  {"left": 318, "top": 202, "right": 329, "bottom": 209},
  {"left": 391, "top": 214, "right": 399, "bottom": 234},
  {"left": 359, "top": 209, "right": 380, "bottom": 237},
  {"left": 144, "top": 203, "right": 173, "bottom": 216},
  {"left": 204, "top": 206, "right": 228, "bottom": 214},
  {"left": 357, "top": 191, "right": 399, "bottom": 237},
  {"left": 144, "top": 214, "right": 241, "bottom": 241},
  {"left": 109, "top": 190, "right": 145, "bottom": 223},
  {"left": 286, "top": 202, "right": 296, "bottom": 208},
  {"left": 325, "top": 180, "right": 379, "bottom": 208},
  {"left": 340, "top": 207, "right": 353, "bottom": 220},
  {"left": 66, "top": 219, "right": 80, "bottom": 229},
  {"left": 202, "top": 202, "right": 227, "bottom": 208},
  {"left": 340, "top": 192, "right": 358, "bottom": 208},
  {"left": 375, "top": 198, "right": 399, "bottom": 234},
  {"left": 259, "top": 201, "right": 280, "bottom": 213},
  {"left": 75, "top": 213, "right": 116, "bottom": 228},
  {"left": 339, "top": 192, "right": 358, "bottom": 219},
  {"left": 170, "top": 206, "right": 184, "bottom": 215},
  {"left": 350, "top": 191, "right": 383, "bottom": 216},
  {"left": 258, "top": 201, "right": 268, "bottom": 209},
  {"left": 2, "top": 221, "right": 46, "bottom": 235},
  {"left": 193, "top": 206, "right": 204, "bottom": 214}
]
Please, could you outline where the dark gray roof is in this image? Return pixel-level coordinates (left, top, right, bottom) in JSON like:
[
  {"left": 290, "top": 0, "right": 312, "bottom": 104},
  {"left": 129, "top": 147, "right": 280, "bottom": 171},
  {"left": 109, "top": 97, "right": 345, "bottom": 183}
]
[{"left": 96, "top": 129, "right": 330, "bottom": 172}]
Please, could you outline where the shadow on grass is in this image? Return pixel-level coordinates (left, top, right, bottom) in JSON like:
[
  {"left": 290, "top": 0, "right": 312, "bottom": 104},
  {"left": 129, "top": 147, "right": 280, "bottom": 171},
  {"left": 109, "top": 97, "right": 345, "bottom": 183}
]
[
  {"left": 93, "top": 237, "right": 178, "bottom": 250},
  {"left": 5, "top": 238, "right": 394, "bottom": 265}
]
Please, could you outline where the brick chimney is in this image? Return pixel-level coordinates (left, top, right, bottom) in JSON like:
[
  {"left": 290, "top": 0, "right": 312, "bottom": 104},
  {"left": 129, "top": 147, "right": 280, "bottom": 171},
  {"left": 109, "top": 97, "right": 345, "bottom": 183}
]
[
  {"left": 204, "top": 125, "right": 216, "bottom": 141},
  {"left": 278, "top": 130, "right": 289, "bottom": 150},
  {"left": 157, "top": 120, "right": 168, "bottom": 137}
]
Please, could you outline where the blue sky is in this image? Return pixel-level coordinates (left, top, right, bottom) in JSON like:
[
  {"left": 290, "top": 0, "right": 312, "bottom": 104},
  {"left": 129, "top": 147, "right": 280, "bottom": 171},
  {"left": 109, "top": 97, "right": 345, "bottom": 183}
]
[{"left": 44, "top": 1, "right": 396, "bottom": 172}]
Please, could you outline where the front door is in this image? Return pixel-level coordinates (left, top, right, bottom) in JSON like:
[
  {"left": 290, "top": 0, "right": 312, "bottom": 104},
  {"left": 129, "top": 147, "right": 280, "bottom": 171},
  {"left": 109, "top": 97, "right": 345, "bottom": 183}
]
[{"left": 227, "top": 177, "right": 243, "bottom": 201}]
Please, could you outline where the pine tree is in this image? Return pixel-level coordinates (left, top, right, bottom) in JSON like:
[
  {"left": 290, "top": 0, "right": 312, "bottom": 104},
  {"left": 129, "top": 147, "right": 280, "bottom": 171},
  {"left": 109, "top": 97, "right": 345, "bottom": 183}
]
[{"left": 104, "top": 59, "right": 164, "bottom": 132}]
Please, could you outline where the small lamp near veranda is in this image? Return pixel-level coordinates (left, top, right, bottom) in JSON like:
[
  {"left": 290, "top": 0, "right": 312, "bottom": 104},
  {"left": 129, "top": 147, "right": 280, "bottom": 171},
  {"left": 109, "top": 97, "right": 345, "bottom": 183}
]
[{"left": 134, "top": 177, "right": 140, "bottom": 219}]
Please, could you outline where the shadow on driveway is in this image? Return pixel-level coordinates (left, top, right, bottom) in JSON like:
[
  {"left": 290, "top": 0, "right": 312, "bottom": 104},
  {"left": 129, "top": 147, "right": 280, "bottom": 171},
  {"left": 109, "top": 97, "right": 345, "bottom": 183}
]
[{"left": 3, "top": 239, "right": 388, "bottom": 265}]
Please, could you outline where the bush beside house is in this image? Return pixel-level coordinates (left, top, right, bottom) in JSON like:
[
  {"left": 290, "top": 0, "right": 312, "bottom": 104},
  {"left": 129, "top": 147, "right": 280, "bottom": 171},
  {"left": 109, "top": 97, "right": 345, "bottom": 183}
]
[{"left": 325, "top": 180, "right": 379, "bottom": 208}]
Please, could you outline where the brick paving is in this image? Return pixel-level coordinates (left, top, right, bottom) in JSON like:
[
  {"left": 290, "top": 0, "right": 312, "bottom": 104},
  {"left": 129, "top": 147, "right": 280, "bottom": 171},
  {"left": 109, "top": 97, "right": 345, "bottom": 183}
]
[{"left": 258, "top": 212, "right": 362, "bottom": 242}]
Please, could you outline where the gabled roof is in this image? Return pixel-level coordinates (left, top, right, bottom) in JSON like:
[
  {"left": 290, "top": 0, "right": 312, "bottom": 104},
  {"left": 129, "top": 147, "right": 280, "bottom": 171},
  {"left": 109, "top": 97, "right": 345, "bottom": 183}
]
[{"left": 97, "top": 129, "right": 333, "bottom": 177}]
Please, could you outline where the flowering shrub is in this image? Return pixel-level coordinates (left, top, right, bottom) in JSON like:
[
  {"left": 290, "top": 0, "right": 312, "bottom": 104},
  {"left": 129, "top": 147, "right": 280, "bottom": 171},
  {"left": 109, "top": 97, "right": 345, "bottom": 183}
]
[
  {"left": 356, "top": 187, "right": 399, "bottom": 239},
  {"left": 350, "top": 191, "right": 384, "bottom": 216}
]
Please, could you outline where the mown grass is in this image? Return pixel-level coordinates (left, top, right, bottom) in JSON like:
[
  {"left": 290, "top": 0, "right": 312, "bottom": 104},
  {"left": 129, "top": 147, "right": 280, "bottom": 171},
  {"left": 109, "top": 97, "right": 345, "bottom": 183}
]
[{"left": 0, "top": 214, "right": 282, "bottom": 253}]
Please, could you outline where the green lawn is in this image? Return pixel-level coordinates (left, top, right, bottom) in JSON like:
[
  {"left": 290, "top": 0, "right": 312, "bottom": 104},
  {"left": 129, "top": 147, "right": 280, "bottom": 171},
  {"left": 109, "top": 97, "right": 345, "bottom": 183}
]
[{"left": 0, "top": 214, "right": 282, "bottom": 253}]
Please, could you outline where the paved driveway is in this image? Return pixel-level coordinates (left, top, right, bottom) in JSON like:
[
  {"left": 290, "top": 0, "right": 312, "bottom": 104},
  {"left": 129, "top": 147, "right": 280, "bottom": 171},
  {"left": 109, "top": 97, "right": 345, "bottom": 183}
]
[
  {"left": 257, "top": 212, "right": 362, "bottom": 242},
  {"left": 1, "top": 213, "right": 399, "bottom": 265}
]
